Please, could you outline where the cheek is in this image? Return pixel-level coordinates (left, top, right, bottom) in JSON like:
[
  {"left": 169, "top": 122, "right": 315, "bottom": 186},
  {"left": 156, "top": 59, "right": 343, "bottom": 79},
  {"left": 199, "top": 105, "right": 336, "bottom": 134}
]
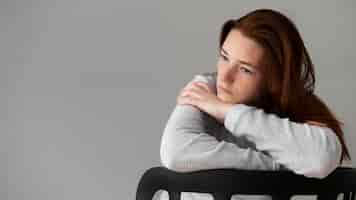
[{"left": 231, "top": 80, "right": 260, "bottom": 102}]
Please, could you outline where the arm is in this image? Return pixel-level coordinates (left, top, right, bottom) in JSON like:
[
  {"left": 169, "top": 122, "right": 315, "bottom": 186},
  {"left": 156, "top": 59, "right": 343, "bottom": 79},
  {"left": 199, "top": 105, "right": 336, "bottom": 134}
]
[
  {"left": 160, "top": 72, "right": 279, "bottom": 172},
  {"left": 223, "top": 104, "right": 343, "bottom": 179}
]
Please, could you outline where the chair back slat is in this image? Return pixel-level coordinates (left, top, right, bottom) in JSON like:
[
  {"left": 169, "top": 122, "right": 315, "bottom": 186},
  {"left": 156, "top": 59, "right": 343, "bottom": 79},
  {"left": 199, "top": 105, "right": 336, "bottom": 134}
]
[
  {"left": 343, "top": 192, "right": 356, "bottom": 200},
  {"left": 168, "top": 191, "right": 180, "bottom": 200},
  {"left": 213, "top": 192, "right": 232, "bottom": 200}
]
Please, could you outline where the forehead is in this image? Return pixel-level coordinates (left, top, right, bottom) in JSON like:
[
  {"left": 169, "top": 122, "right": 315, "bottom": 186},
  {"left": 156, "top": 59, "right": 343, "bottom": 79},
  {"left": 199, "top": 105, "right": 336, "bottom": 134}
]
[{"left": 221, "top": 29, "right": 265, "bottom": 69}]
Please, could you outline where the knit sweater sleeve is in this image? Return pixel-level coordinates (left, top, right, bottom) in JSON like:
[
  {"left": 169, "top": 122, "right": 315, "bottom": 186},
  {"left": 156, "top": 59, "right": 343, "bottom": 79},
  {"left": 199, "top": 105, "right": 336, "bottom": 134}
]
[
  {"left": 223, "top": 104, "right": 343, "bottom": 179},
  {"left": 159, "top": 72, "right": 278, "bottom": 172}
]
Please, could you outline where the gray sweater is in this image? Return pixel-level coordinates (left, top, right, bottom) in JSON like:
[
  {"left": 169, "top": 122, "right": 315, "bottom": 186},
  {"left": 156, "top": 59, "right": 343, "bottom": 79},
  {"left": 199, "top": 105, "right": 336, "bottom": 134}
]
[{"left": 153, "top": 72, "right": 342, "bottom": 200}]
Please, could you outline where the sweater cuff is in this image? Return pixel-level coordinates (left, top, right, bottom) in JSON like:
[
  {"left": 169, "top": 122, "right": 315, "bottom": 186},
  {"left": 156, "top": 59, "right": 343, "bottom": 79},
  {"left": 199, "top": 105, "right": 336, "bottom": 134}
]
[{"left": 224, "top": 104, "right": 255, "bottom": 133}]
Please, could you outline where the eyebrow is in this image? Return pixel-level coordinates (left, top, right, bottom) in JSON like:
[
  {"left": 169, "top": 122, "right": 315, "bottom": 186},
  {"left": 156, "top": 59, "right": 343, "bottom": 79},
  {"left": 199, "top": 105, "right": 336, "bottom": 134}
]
[{"left": 220, "top": 47, "right": 257, "bottom": 69}]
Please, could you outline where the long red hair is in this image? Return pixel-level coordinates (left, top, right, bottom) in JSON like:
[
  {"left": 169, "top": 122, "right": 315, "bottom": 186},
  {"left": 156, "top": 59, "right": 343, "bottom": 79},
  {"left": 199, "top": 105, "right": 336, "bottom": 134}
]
[{"left": 218, "top": 9, "right": 351, "bottom": 164}]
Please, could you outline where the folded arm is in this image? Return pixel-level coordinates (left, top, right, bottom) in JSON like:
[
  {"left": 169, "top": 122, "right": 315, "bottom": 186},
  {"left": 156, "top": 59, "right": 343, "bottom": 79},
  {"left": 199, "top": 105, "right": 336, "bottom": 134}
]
[
  {"left": 160, "top": 73, "right": 278, "bottom": 172},
  {"left": 223, "top": 104, "right": 343, "bottom": 179}
]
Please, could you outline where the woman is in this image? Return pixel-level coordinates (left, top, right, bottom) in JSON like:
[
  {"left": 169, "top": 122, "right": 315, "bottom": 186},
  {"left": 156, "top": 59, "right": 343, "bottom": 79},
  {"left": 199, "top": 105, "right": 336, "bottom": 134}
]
[{"left": 155, "top": 8, "right": 351, "bottom": 200}]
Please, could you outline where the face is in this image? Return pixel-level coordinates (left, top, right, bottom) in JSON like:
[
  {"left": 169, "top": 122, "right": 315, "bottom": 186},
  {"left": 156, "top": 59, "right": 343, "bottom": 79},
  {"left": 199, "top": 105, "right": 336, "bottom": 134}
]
[{"left": 216, "top": 29, "right": 266, "bottom": 106}]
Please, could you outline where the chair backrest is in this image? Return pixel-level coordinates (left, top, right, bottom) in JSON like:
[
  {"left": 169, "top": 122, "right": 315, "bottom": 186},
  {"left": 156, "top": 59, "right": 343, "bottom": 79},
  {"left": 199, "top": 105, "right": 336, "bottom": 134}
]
[{"left": 136, "top": 166, "right": 356, "bottom": 200}]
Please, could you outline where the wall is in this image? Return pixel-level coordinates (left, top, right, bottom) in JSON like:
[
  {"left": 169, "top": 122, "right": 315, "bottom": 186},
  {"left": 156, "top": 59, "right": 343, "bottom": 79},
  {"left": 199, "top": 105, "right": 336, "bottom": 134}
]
[{"left": 1, "top": 0, "right": 355, "bottom": 199}]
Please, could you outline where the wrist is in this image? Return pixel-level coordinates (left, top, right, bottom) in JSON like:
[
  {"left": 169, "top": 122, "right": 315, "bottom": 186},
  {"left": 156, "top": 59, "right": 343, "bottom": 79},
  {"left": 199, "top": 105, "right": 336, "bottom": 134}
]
[{"left": 219, "top": 103, "right": 235, "bottom": 123}]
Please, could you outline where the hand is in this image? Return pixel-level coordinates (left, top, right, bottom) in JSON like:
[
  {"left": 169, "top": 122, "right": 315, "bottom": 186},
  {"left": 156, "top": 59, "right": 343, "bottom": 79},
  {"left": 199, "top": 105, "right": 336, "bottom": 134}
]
[{"left": 177, "top": 80, "right": 235, "bottom": 124}]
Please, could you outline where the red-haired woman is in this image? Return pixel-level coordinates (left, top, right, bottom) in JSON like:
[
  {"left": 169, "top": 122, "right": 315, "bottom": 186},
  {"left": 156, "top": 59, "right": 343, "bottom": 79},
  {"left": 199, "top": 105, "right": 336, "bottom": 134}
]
[{"left": 156, "top": 8, "right": 351, "bottom": 200}]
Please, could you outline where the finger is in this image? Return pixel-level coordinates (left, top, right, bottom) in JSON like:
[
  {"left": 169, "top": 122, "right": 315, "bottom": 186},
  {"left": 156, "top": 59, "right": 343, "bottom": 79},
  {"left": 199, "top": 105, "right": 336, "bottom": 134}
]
[
  {"left": 178, "top": 81, "right": 208, "bottom": 101},
  {"left": 180, "top": 88, "right": 202, "bottom": 99},
  {"left": 180, "top": 80, "right": 207, "bottom": 95},
  {"left": 184, "top": 83, "right": 208, "bottom": 96},
  {"left": 177, "top": 95, "right": 196, "bottom": 106},
  {"left": 192, "top": 81, "right": 212, "bottom": 93},
  {"left": 177, "top": 90, "right": 193, "bottom": 102}
]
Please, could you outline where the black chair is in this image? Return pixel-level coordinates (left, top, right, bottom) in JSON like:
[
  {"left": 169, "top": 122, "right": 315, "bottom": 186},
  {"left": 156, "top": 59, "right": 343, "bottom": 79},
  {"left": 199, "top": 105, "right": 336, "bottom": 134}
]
[{"left": 136, "top": 166, "right": 356, "bottom": 200}]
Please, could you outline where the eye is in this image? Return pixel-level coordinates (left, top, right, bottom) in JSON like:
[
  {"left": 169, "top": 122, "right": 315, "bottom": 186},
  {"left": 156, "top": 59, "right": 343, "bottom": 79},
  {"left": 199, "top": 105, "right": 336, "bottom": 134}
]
[{"left": 240, "top": 66, "right": 253, "bottom": 74}]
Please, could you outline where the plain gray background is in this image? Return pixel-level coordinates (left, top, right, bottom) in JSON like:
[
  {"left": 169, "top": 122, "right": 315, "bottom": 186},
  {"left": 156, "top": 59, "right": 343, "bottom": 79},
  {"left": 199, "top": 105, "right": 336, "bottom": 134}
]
[{"left": 2, "top": 0, "right": 355, "bottom": 200}]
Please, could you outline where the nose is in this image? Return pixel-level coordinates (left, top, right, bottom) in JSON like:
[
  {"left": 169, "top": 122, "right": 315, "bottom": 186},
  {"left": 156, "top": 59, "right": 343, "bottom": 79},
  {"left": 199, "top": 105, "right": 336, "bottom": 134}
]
[{"left": 219, "top": 65, "right": 235, "bottom": 85}]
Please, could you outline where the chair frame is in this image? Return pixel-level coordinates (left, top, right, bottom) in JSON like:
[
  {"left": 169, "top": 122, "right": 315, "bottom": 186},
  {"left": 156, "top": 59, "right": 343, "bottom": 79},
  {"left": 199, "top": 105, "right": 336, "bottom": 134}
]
[{"left": 136, "top": 166, "right": 356, "bottom": 200}]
